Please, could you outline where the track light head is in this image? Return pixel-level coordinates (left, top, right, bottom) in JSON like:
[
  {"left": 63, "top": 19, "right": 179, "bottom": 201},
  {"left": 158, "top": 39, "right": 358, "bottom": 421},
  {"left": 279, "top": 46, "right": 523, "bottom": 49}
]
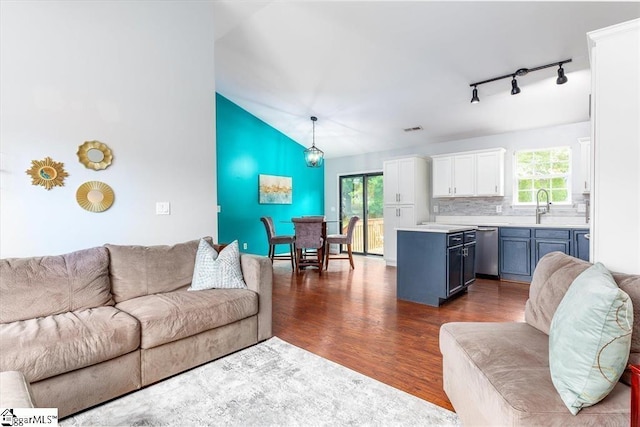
[
  {"left": 471, "top": 87, "right": 480, "bottom": 104},
  {"left": 556, "top": 64, "right": 568, "bottom": 85},
  {"left": 511, "top": 77, "right": 521, "bottom": 95}
]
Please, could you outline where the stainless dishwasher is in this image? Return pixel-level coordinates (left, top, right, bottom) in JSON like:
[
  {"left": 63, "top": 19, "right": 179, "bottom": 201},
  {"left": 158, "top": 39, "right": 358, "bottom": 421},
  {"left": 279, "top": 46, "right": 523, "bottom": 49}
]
[{"left": 475, "top": 227, "right": 499, "bottom": 278}]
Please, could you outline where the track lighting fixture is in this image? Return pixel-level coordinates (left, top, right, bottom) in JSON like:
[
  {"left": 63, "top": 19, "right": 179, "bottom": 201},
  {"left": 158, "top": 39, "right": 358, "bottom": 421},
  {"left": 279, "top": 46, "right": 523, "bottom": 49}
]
[
  {"left": 511, "top": 77, "right": 521, "bottom": 95},
  {"left": 470, "top": 86, "right": 480, "bottom": 104},
  {"left": 469, "top": 59, "right": 571, "bottom": 103},
  {"left": 556, "top": 64, "right": 568, "bottom": 85}
]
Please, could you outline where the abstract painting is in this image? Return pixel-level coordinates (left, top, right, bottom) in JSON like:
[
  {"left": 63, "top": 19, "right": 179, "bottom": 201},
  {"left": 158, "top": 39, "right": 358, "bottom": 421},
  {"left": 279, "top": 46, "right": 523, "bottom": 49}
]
[{"left": 259, "top": 174, "right": 292, "bottom": 204}]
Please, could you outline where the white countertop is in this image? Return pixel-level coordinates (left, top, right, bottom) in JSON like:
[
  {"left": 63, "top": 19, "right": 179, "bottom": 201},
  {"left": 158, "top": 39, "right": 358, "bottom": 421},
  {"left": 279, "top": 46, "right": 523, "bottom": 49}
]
[
  {"left": 396, "top": 224, "right": 478, "bottom": 233},
  {"left": 434, "top": 215, "right": 589, "bottom": 229}
]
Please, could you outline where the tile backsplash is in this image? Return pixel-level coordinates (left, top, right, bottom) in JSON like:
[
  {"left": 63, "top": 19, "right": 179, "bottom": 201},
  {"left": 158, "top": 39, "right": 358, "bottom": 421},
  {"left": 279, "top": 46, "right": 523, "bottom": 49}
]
[{"left": 433, "top": 193, "right": 589, "bottom": 218}]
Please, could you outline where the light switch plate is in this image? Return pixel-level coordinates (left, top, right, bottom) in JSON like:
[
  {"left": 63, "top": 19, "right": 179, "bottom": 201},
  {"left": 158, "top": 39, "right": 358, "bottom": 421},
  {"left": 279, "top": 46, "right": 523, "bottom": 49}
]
[
  {"left": 433, "top": 205, "right": 439, "bottom": 213},
  {"left": 156, "top": 202, "right": 170, "bottom": 215},
  {"left": 577, "top": 203, "right": 586, "bottom": 213},
  {"left": 496, "top": 205, "right": 502, "bottom": 213}
]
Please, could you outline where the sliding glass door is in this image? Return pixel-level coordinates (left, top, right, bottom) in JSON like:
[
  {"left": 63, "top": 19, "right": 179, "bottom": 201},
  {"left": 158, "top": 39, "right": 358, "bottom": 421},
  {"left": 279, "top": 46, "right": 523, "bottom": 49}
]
[{"left": 339, "top": 173, "right": 383, "bottom": 256}]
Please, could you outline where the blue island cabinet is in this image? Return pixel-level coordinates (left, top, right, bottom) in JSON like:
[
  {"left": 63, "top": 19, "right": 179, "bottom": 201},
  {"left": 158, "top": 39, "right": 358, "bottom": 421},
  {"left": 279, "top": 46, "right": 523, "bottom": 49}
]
[{"left": 397, "top": 230, "right": 476, "bottom": 307}]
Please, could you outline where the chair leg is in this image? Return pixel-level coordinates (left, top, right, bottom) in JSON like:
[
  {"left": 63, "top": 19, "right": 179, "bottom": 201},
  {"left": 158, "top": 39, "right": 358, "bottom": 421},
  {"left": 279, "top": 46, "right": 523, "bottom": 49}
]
[
  {"left": 324, "top": 243, "right": 330, "bottom": 270},
  {"left": 290, "top": 243, "right": 295, "bottom": 270},
  {"left": 268, "top": 245, "right": 274, "bottom": 263},
  {"left": 348, "top": 244, "right": 354, "bottom": 269},
  {"left": 317, "top": 247, "right": 323, "bottom": 275},
  {"left": 296, "top": 248, "right": 303, "bottom": 273}
]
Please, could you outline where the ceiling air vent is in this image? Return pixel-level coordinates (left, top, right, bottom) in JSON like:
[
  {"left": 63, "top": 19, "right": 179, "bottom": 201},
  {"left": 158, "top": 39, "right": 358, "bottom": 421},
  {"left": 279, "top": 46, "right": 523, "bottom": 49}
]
[{"left": 403, "top": 126, "right": 423, "bottom": 132}]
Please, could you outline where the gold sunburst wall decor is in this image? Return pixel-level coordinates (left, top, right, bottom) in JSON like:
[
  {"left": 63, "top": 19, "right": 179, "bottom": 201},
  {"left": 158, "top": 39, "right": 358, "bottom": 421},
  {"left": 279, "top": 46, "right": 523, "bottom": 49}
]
[
  {"left": 76, "top": 181, "right": 115, "bottom": 212},
  {"left": 26, "top": 157, "right": 69, "bottom": 190},
  {"left": 77, "top": 140, "right": 113, "bottom": 170}
]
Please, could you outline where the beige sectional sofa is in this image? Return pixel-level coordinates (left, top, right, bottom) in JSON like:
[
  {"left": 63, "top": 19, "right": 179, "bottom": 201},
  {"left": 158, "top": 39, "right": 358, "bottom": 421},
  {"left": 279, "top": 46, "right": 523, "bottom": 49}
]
[
  {"left": 440, "top": 252, "right": 639, "bottom": 426},
  {"left": 0, "top": 238, "right": 272, "bottom": 418}
]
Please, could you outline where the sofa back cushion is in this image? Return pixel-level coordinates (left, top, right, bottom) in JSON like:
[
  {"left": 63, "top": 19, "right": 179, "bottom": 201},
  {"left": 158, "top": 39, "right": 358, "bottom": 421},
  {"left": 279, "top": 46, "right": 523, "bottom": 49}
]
[
  {"left": 525, "top": 251, "right": 640, "bottom": 352},
  {"left": 106, "top": 237, "right": 212, "bottom": 303},
  {"left": 0, "top": 247, "right": 113, "bottom": 323}
]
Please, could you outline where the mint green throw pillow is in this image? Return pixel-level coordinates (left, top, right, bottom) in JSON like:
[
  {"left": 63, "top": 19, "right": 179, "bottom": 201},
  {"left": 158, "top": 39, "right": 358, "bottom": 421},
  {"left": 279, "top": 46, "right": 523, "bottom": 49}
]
[{"left": 549, "top": 262, "right": 633, "bottom": 415}]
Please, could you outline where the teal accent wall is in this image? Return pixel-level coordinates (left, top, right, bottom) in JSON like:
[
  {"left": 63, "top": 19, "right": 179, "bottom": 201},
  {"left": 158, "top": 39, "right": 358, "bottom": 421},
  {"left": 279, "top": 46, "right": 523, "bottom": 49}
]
[{"left": 216, "top": 94, "right": 324, "bottom": 255}]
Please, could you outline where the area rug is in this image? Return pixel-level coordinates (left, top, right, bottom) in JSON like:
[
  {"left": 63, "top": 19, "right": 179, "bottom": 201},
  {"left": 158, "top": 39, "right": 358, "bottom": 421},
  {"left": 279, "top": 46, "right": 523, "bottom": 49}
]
[{"left": 61, "top": 337, "right": 460, "bottom": 426}]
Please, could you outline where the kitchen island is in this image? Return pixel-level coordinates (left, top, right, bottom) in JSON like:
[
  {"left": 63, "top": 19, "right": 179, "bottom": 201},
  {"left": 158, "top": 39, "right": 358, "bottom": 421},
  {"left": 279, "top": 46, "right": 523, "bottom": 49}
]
[{"left": 397, "top": 224, "right": 477, "bottom": 307}]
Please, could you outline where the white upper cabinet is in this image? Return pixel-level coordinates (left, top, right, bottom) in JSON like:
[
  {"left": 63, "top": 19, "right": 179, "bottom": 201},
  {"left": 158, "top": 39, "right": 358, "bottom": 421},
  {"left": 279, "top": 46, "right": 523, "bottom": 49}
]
[
  {"left": 384, "top": 157, "right": 423, "bottom": 205},
  {"left": 432, "top": 148, "right": 505, "bottom": 198},
  {"left": 432, "top": 157, "right": 453, "bottom": 197},
  {"left": 453, "top": 154, "right": 476, "bottom": 196},
  {"left": 476, "top": 150, "right": 505, "bottom": 196},
  {"left": 383, "top": 159, "right": 401, "bottom": 204}
]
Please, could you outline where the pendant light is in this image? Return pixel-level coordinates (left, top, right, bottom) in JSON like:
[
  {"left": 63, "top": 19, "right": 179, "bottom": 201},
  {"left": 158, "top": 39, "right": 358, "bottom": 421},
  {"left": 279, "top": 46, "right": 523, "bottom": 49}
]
[{"left": 303, "top": 116, "right": 324, "bottom": 168}]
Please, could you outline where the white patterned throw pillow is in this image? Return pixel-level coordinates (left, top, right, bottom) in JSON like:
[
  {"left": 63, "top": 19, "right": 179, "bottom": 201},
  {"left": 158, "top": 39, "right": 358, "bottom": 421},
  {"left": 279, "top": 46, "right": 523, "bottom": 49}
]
[{"left": 189, "top": 239, "right": 247, "bottom": 290}]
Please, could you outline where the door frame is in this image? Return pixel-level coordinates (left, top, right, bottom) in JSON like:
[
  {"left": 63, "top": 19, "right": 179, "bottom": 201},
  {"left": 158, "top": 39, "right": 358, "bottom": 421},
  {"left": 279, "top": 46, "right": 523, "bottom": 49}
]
[{"left": 338, "top": 172, "right": 383, "bottom": 256}]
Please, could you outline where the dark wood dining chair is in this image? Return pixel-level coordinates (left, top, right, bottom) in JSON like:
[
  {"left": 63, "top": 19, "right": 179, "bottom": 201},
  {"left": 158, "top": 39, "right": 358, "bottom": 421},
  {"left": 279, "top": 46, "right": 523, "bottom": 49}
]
[
  {"left": 292, "top": 217, "right": 324, "bottom": 274},
  {"left": 325, "top": 216, "right": 359, "bottom": 270},
  {"left": 260, "top": 216, "right": 295, "bottom": 269}
]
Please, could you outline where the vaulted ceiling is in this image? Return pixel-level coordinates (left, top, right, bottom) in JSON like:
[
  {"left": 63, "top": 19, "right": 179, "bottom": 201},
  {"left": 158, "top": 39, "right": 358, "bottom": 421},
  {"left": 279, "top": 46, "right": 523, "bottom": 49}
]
[{"left": 214, "top": 1, "right": 640, "bottom": 158}]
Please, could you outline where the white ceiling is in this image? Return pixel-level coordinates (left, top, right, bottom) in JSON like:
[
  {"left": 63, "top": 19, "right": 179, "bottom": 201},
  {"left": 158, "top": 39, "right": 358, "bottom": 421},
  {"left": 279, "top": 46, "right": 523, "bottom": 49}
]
[{"left": 213, "top": 1, "right": 640, "bottom": 159}]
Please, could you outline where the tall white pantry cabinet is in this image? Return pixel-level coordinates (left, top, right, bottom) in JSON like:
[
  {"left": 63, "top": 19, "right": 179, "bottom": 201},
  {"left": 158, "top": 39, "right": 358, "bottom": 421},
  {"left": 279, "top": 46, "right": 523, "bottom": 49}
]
[
  {"left": 383, "top": 157, "right": 431, "bottom": 266},
  {"left": 588, "top": 19, "right": 640, "bottom": 274}
]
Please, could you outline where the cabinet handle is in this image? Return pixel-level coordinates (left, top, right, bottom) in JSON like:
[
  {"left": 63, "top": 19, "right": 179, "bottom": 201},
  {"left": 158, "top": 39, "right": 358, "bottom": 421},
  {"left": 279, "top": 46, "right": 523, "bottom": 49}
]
[
  {"left": 495, "top": 185, "right": 497, "bottom": 192},
  {"left": 584, "top": 181, "right": 587, "bottom": 190},
  {"left": 454, "top": 187, "right": 457, "bottom": 194},
  {"left": 448, "top": 187, "right": 451, "bottom": 194}
]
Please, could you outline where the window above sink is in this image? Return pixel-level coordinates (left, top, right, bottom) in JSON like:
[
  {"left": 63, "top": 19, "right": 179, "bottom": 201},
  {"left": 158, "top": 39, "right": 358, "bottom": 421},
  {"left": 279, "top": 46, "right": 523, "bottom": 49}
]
[{"left": 513, "top": 146, "right": 572, "bottom": 206}]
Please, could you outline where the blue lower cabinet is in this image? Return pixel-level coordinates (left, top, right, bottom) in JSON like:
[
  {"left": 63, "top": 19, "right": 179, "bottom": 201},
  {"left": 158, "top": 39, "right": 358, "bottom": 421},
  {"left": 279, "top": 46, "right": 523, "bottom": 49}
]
[
  {"left": 573, "top": 229, "right": 590, "bottom": 261},
  {"left": 447, "top": 245, "right": 464, "bottom": 296},
  {"left": 499, "top": 228, "right": 532, "bottom": 282},
  {"left": 498, "top": 227, "right": 589, "bottom": 283},
  {"left": 534, "top": 240, "right": 570, "bottom": 264}
]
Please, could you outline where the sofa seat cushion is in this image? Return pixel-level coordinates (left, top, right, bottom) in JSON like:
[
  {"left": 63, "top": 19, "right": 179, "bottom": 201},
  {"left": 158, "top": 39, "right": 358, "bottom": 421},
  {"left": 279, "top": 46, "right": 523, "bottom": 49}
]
[
  {"left": 116, "top": 287, "right": 258, "bottom": 349},
  {"left": 440, "top": 322, "right": 630, "bottom": 426},
  {"left": 0, "top": 307, "right": 140, "bottom": 383}
]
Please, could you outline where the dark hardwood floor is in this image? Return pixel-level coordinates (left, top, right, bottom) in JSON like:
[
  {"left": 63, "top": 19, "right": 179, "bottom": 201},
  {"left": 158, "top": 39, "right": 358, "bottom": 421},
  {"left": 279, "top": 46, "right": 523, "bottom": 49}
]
[{"left": 271, "top": 255, "right": 530, "bottom": 411}]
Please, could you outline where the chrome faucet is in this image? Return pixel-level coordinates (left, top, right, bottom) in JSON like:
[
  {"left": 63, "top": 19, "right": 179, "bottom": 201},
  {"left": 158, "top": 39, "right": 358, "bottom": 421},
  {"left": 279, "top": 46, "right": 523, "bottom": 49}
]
[{"left": 535, "top": 189, "right": 551, "bottom": 224}]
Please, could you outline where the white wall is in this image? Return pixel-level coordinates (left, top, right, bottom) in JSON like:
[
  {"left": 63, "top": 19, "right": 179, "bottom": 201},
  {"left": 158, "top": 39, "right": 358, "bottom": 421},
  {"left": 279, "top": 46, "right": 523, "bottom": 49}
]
[
  {"left": 0, "top": 1, "right": 217, "bottom": 257},
  {"left": 324, "top": 121, "right": 590, "bottom": 217}
]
